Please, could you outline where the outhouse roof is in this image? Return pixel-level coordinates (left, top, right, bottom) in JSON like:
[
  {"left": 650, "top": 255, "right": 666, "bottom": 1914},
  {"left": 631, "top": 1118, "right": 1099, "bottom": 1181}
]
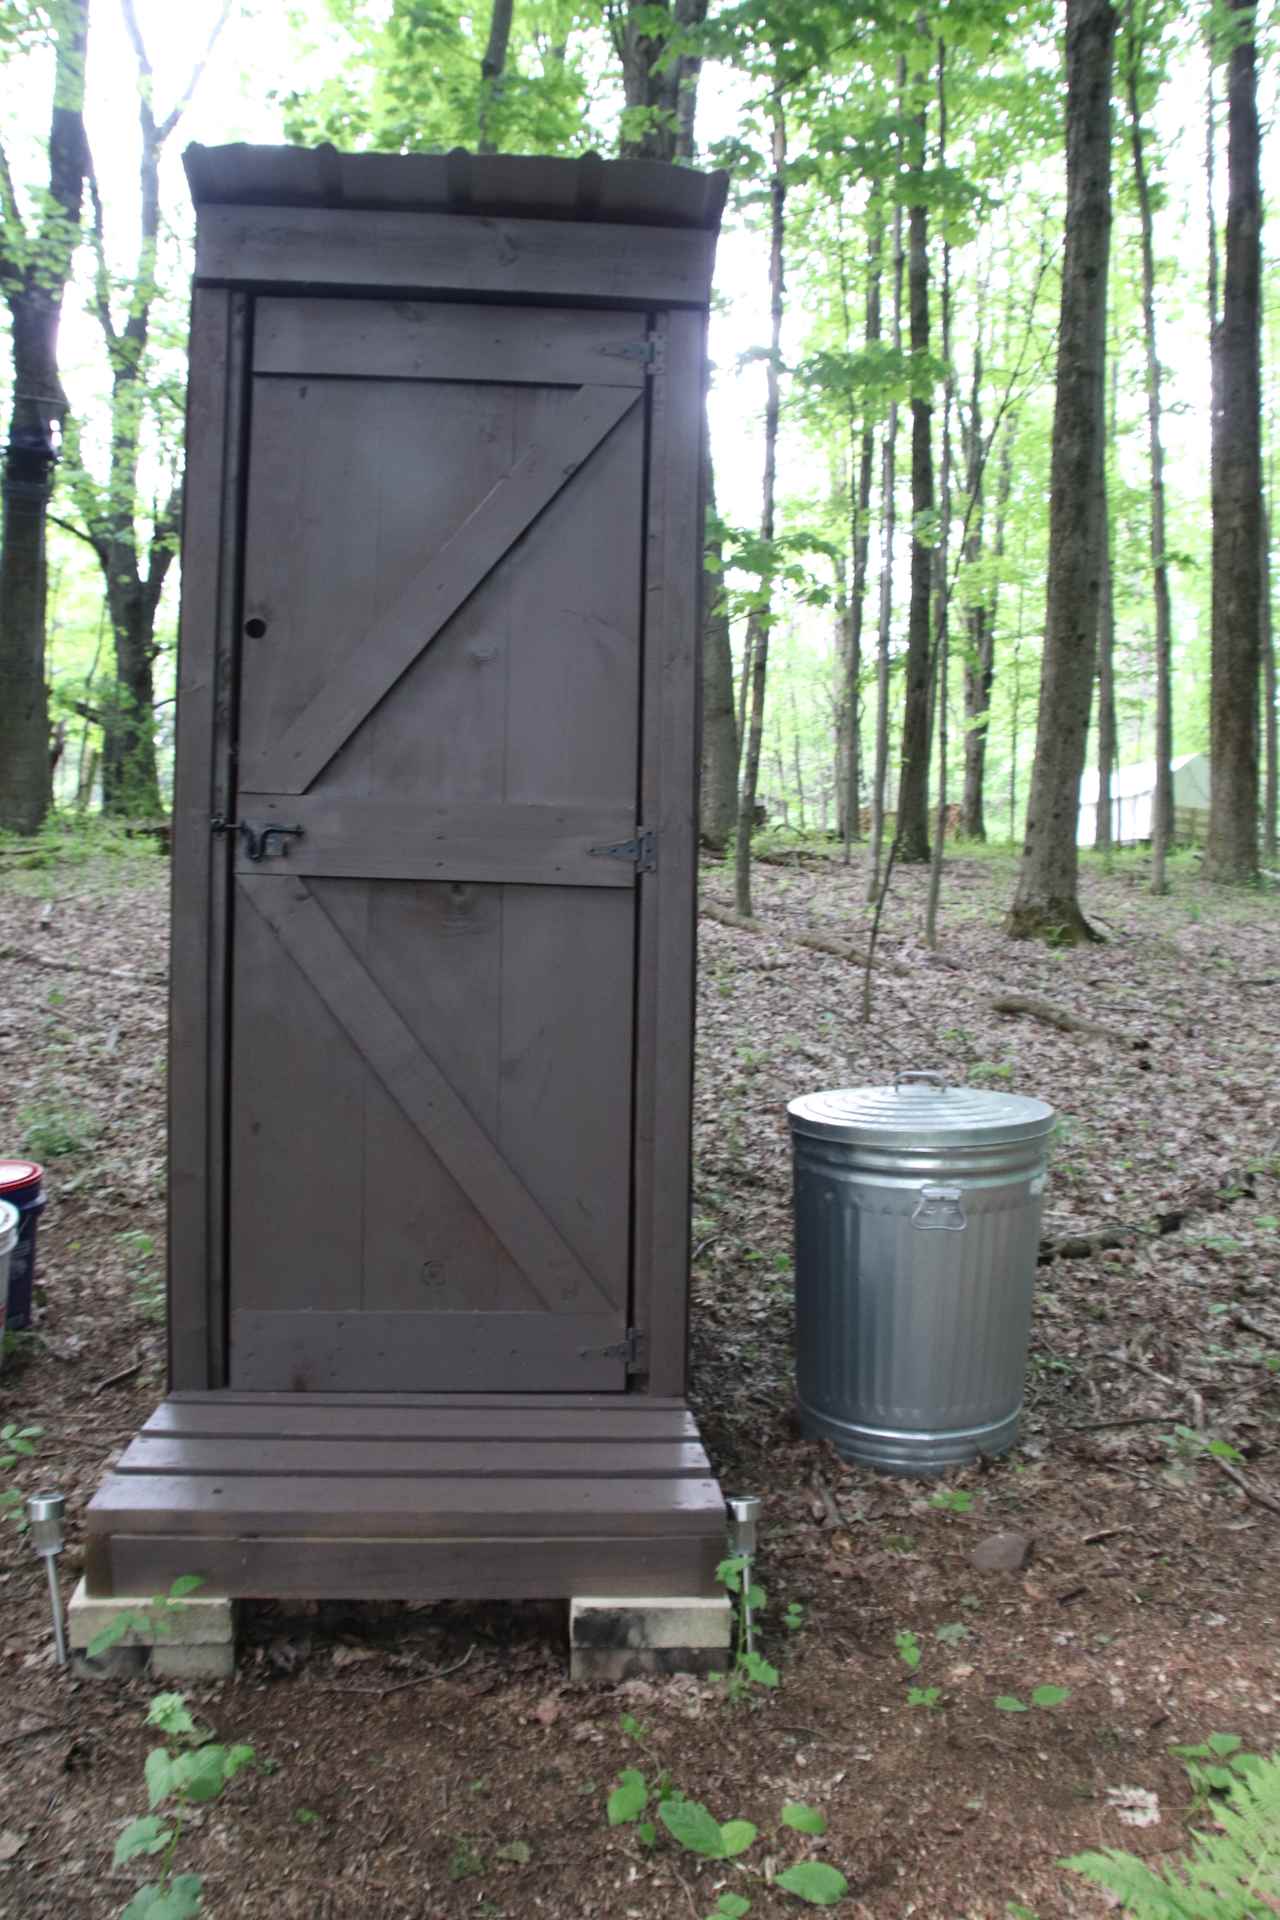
[{"left": 183, "top": 143, "right": 729, "bottom": 233}]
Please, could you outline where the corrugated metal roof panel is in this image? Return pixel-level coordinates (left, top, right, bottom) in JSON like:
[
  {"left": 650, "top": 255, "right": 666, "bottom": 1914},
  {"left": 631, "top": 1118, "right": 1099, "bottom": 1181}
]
[{"left": 183, "top": 143, "right": 729, "bottom": 232}]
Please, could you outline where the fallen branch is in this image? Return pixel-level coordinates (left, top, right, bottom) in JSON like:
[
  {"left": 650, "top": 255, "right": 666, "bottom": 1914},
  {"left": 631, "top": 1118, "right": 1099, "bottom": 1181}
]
[
  {"left": 989, "top": 992, "right": 1147, "bottom": 1049},
  {"left": 1038, "top": 1176, "right": 1254, "bottom": 1265},
  {"left": 92, "top": 1355, "right": 142, "bottom": 1396},
  {"left": 317, "top": 1643, "right": 475, "bottom": 1695},
  {"left": 700, "top": 898, "right": 905, "bottom": 974},
  {"left": 1210, "top": 1455, "right": 1280, "bottom": 1520},
  {"left": 1065, "top": 1413, "right": 1179, "bottom": 1432},
  {"left": 0, "top": 944, "right": 166, "bottom": 987}
]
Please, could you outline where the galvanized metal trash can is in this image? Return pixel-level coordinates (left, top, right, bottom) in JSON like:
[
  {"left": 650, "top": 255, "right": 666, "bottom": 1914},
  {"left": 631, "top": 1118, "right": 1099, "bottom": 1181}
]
[{"left": 787, "top": 1071, "right": 1056, "bottom": 1474}]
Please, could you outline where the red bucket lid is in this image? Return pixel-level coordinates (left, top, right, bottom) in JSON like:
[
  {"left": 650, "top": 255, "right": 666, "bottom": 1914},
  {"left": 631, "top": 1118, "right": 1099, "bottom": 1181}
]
[{"left": 0, "top": 1159, "right": 42, "bottom": 1192}]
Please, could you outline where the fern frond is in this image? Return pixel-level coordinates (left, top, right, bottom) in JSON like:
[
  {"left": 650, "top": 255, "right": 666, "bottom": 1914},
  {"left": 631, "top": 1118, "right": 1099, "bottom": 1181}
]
[{"left": 1064, "top": 1750, "right": 1280, "bottom": 1920}]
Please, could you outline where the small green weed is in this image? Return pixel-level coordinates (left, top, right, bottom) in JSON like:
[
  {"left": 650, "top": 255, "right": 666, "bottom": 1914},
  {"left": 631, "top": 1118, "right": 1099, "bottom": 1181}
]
[
  {"left": 606, "top": 1752, "right": 847, "bottom": 1910},
  {"left": 1171, "top": 1425, "right": 1245, "bottom": 1467},
  {"left": 447, "top": 1839, "right": 485, "bottom": 1882},
  {"left": 87, "top": 1576, "right": 205, "bottom": 1660},
  {"left": 716, "top": 1555, "right": 780, "bottom": 1699},
  {"left": 18, "top": 1100, "right": 99, "bottom": 1161},
  {"left": 994, "top": 1685, "right": 1070, "bottom": 1713},
  {"left": 0, "top": 1423, "right": 43, "bottom": 1533},
  {"left": 118, "top": 1230, "right": 164, "bottom": 1324},
  {"left": 929, "top": 1488, "right": 974, "bottom": 1515},
  {"left": 113, "top": 1692, "right": 255, "bottom": 1918}
]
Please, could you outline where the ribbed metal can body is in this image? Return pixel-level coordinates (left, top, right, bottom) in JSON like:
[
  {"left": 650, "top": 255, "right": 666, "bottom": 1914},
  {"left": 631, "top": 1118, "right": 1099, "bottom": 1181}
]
[{"left": 789, "top": 1080, "right": 1054, "bottom": 1475}]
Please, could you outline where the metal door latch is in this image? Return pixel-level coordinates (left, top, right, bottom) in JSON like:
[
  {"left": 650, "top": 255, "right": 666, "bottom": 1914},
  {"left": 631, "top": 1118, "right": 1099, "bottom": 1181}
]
[{"left": 211, "top": 816, "right": 305, "bottom": 862}]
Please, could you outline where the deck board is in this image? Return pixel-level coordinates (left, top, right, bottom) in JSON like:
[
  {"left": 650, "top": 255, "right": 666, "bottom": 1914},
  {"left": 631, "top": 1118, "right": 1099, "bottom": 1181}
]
[{"left": 86, "top": 1392, "right": 726, "bottom": 1602}]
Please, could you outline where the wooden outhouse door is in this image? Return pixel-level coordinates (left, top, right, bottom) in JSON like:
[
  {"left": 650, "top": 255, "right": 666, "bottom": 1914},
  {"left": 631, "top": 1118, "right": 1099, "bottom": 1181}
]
[{"left": 224, "top": 298, "right": 655, "bottom": 1394}]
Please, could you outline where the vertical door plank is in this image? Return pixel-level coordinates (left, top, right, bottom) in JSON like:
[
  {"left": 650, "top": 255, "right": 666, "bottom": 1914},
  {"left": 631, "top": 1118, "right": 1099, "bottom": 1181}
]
[
  {"left": 227, "top": 876, "right": 366, "bottom": 1325},
  {"left": 499, "top": 887, "right": 635, "bottom": 1310},
  {"left": 325, "top": 878, "right": 539, "bottom": 1314},
  {"left": 242, "top": 385, "right": 641, "bottom": 796},
  {"left": 241, "top": 876, "right": 614, "bottom": 1315}
]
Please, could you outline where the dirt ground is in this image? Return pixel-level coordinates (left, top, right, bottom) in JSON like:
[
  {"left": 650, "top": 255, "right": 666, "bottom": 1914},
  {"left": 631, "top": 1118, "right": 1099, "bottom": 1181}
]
[{"left": 0, "top": 835, "right": 1277, "bottom": 1920}]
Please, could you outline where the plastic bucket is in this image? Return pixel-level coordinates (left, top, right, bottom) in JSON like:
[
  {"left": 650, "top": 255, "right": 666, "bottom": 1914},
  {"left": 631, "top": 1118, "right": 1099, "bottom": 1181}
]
[
  {"left": 0, "top": 1160, "right": 46, "bottom": 1332},
  {"left": 0, "top": 1200, "right": 19, "bottom": 1362}
]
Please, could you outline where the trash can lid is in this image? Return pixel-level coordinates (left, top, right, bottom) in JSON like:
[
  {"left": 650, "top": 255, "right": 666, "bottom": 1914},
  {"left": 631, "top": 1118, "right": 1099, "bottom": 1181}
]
[
  {"left": 0, "top": 1159, "right": 42, "bottom": 1193},
  {"left": 787, "top": 1072, "right": 1055, "bottom": 1148}
]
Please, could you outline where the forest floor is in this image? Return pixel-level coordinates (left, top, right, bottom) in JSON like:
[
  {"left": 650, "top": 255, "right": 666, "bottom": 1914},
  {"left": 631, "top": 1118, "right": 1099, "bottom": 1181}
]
[{"left": 0, "top": 832, "right": 1278, "bottom": 1920}]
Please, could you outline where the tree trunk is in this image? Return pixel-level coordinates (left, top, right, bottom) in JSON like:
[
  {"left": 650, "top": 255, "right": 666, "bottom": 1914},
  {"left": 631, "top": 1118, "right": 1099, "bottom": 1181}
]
[
  {"left": 0, "top": 0, "right": 91, "bottom": 832},
  {"left": 700, "top": 458, "right": 738, "bottom": 850},
  {"left": 866, "top": 180, "right": 904, "bottom": 902},
  {"left": 924, "top": 39, "right": 952, "bottom": 948},
  {"left": 1264, "top": 504, "right": 1277, "bottom": 861},
  {"left": 101, "top": 580, "right": 162, "bottom": 815},
  {"left": 1095, "top": 482, "right": 1118, "bottom": 856},
  {"left": 1125, "top": 3, "right": 1174, "bottom": 894},
  {"left": 1204, "top": 0, "right": 1262, "bottom": 884},
  {"left": 733, "top": 88, "right": 786, "bottom": 918},
  {"left": 616, "top": 0, "right": 708, "bottom": 163},
  {"left": 843, "top": 191, "right": 883, "bottom": 859},
  {"left": 896, "top": 57, "right": 934, "bottom": 868},
  {"left": 477, "top": 0, "right": 515, "bottom": 153},
  {"left": 960, "top": 337, "right": 989, "bottom": 841},
  {"left": 1006, "top": 0, "right": 1115, "bottom": 943}
]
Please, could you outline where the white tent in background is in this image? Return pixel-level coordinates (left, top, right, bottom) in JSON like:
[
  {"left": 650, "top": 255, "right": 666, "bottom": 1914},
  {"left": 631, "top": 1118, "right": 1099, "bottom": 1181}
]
[{"left": 1077, "top": 751, "right": 1212, "bottom": 847}]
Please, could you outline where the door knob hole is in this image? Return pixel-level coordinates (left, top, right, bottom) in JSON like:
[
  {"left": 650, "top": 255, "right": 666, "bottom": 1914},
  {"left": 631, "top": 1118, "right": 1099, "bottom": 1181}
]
[{"left": 244, "top": 616, "right": 267, "bottom": 639}]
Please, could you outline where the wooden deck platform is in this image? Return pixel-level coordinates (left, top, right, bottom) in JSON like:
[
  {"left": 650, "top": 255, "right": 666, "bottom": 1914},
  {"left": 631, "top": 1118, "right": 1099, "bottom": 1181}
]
[{"left": 85, "top": 1393, "right": 727, "bottom": 1602}]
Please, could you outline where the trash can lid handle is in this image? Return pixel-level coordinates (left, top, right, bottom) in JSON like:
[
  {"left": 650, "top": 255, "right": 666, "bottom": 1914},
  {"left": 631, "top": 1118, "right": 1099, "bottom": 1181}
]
[{"left": 893, "top": 1069, "right": 948, "bottom": 1091}]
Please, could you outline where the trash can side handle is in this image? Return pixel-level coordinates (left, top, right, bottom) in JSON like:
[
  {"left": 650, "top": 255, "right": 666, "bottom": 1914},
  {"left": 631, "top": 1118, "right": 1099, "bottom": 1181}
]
[{"left": 911, "top": 1184, "right": 967, "bottom": 1231}]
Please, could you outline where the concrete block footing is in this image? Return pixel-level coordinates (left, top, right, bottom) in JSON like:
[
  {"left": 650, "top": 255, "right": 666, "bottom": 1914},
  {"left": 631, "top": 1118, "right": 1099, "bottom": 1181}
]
[
  {"left": 67, "top": 1579, "right": 237, "bottom": 1681},
  {"left": 570, "top": 1594, "right": 732, "bottom": 1683}
]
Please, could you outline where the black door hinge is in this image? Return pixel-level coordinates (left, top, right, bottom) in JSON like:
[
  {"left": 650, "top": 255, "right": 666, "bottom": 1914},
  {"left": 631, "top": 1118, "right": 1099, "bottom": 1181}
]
[
  {"left": 597, "top": 332, "right": 664, "bottom": 376},
  {"left": 588, "top": 827, "right": 656, "bottom": 873},
  {"left": 579, "top": 1327, "right": 649, "bottom": 1375}
]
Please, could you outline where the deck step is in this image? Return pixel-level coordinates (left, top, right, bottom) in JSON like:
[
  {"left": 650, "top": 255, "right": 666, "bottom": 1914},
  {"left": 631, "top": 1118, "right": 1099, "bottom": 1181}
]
[{"left": 86, "top": 1392, "right": 726, "bottom": 1604}]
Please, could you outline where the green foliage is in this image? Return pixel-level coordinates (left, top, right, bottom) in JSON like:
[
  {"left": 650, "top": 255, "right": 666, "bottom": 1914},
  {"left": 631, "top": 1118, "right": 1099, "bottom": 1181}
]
[
  {"left": 86, "top": 1576, "right": 205, "bottom": 1660},
  {"left": 894, "top": 1629, "right": 922, "bottom": 1671},
  {"left": 995, "top": 1686, "right": 1070, "bottom": 1713},
  {"left": 118, "top": 1229, "right": 164, "bottom": 1324},
  {"left": 781, "top": 1804, "right": 827, "bottom": 1836},
  {"left": 1064, "top": 1748, "right": 1280, "bottom": 1917},
  {"left": 929, "top": 1487, "right": 974, "bottom": 1514},
  {"left": 280, "top": 0, "right": 594, "bottom": 160},
  {"left": 775, "top": 1862, "right": 849, "bottom": 1906},
  {"left": 1170, "top": 1733, "right": 1261, "bottom": 1801},
  {"left": 907, "top": 1686, "right": 942, "bottom": 1710},
  {"left": 715, "top": 1554, "right": 781, "bottom": 1699},
  {"left": 17, "top": 1100, "right": 98, "bottom": 1160},
  {"left": 604, "top": 1763, "right": 848, "bottom": 1910},
  {"left": 114, "top": 1692, "right": 255, "bottom": 1919},
  {"left": 1172, "top": 1425, "right": 1245, "bottom": 1466}
]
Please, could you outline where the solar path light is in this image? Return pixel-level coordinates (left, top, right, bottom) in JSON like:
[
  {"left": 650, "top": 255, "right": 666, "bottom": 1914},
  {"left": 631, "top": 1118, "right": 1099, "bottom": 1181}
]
[
  {"left": 726, "top": 1495, "right": 762, "bottom": 1655},
  {"left": 27, "top": 1491, "right": 67, "bottom": 1667}
]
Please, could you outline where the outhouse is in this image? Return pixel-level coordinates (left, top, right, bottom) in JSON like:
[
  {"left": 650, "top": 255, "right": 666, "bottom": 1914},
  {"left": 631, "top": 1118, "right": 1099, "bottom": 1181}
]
[{"left": 84, "top": 145, "right": 728, "bottom": 1620}]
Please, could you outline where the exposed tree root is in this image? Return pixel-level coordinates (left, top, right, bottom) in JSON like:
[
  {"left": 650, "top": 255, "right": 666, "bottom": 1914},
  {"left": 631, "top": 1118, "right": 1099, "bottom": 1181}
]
[
  {"left": 989, "top": 991, "right": 1148, "bottom": 1049},
  {"left": 1004, "top": 899, "right": 1104, "bottom": 945}
]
